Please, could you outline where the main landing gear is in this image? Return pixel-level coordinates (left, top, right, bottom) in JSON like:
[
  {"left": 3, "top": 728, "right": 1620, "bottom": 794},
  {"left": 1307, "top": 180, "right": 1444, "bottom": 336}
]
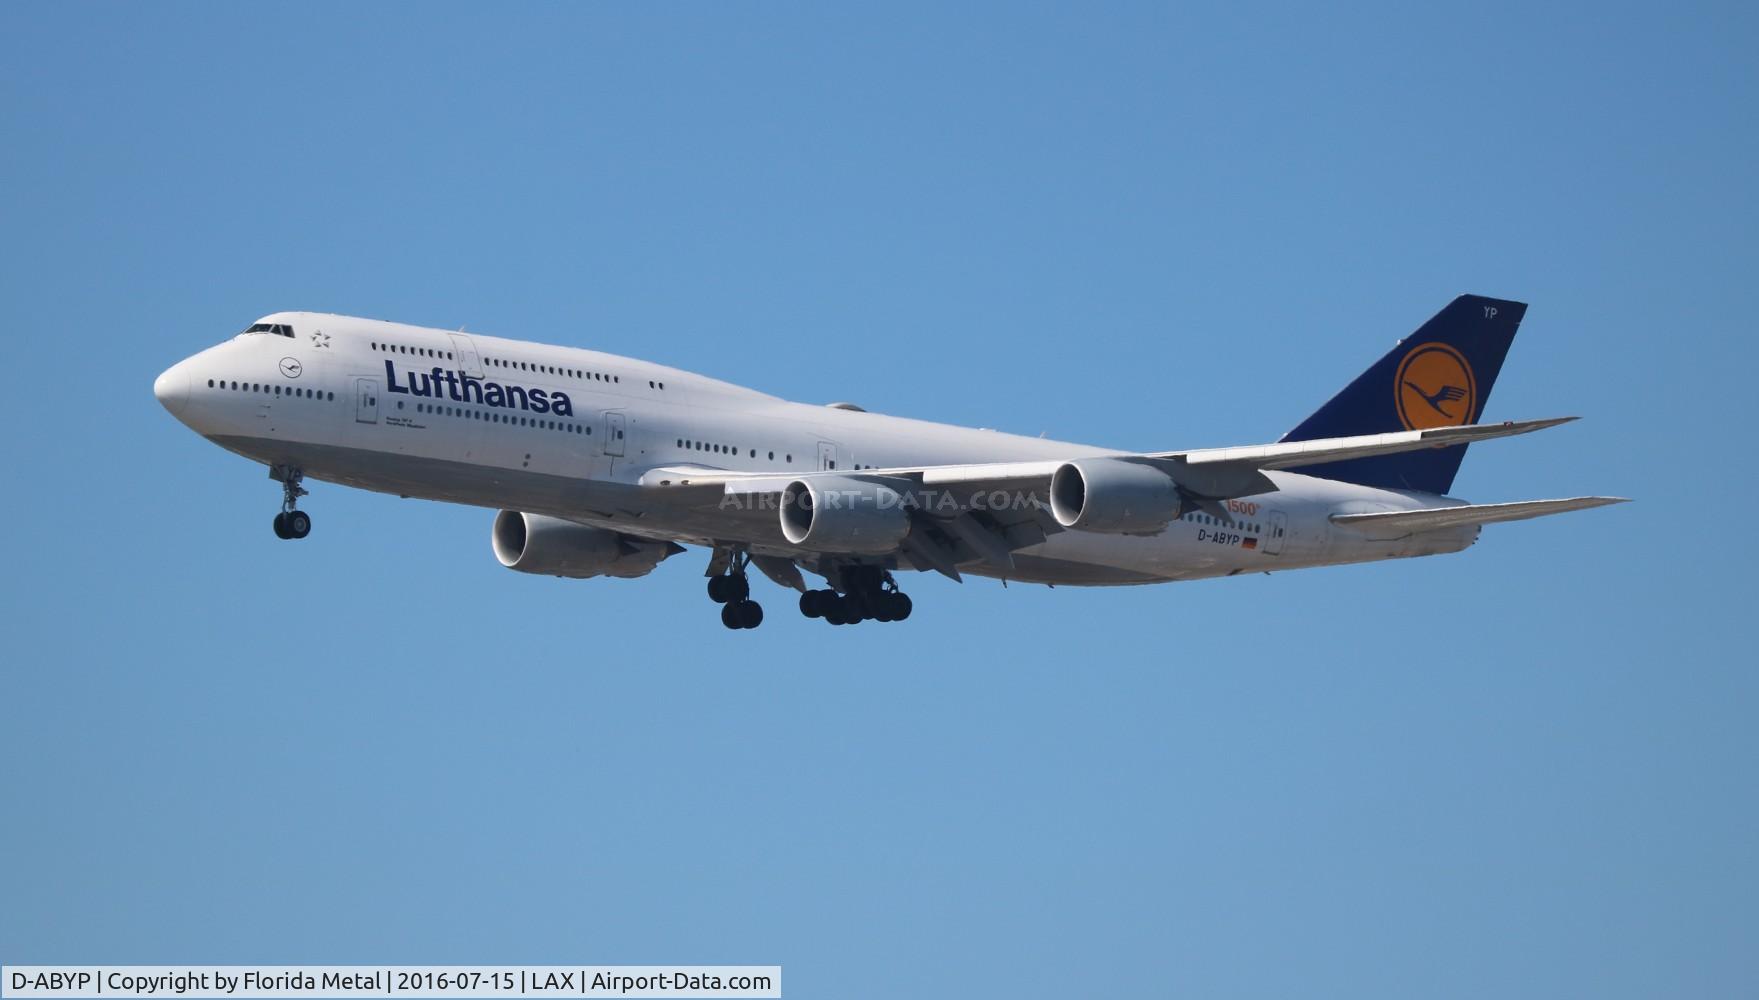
[
  {"left": 707, "top": 554, "right": 763, "bottom": 630},
  {"left": 705, "top": 555, "right": 912, "bottom": 629},
  {"left": 799, "top": 566, "right": 912, "bottom": 626},
  {"left": 270, "top": 465, "right": 312, "bottom": 540}
]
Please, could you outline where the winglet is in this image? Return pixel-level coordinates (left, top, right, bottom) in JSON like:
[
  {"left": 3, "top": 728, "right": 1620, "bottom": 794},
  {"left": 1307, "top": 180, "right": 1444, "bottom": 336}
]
[{"left": 1410, "top": 415, "right": 1577, "bottom": 446}]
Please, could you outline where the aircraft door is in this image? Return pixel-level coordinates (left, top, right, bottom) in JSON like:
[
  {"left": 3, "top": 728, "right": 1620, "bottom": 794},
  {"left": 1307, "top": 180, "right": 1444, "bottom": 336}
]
[
  {"left": 355, "top": 378, "right": 379, "bottom": 424},
  {"left": 603, "top": 410, "right": 626, "bottom": 456},
  {"left": 448, "top": 333, "right": 484, "bottom": 378},
  {"left": 1264, "top": 510, "right": 1287, "bottom": 556},
  {"left": 817, "top": 441, "right": 838, "bottom": 471}
]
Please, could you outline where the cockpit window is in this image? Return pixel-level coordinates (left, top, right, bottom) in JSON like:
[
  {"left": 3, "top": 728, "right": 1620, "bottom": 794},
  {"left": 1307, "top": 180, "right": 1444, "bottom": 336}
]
[{"left": 241, "top": 322, "right": 295, "bottom": 338}]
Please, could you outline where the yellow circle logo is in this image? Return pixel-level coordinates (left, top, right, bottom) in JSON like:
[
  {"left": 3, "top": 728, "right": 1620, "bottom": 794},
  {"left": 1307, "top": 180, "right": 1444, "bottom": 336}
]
[{"left": 1395, "top": 342, "right": 1476, "bottom": 430}]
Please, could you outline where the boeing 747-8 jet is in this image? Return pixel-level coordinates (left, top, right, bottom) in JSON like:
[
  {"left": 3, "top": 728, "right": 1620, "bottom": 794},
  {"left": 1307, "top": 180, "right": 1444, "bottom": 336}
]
[{"left": 154, "top": 294, "right": 1624, "bottom": 628}]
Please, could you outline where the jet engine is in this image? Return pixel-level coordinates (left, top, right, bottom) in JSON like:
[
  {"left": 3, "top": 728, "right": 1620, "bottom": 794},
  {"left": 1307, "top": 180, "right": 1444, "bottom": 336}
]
[
  {"left": 491, "top": 511, "right": 683, "bottom": 579},
  {"left": 779, "top": 476, "right": 912, "bottom": 554},
  {"left": 1048, "top": 458, "right": 1185, "bottom": 534}
]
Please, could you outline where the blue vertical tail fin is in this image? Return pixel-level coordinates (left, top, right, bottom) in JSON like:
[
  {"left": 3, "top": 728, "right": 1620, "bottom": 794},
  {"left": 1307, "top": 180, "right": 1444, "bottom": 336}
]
[{"left": 1279, "top": 294, "right": 1527, "bottom": 495}]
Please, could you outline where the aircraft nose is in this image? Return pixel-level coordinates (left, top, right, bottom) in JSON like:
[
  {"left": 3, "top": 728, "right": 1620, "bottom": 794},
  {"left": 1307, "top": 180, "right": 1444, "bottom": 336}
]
[{"left": 153, "top": 363, "right": 189, "bottom": 415}]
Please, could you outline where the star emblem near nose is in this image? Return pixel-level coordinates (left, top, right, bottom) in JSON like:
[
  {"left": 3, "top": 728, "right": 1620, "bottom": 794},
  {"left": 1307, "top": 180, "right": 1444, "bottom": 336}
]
[{"left": 311, "top": 330, "right": 332, "bottom": 348}]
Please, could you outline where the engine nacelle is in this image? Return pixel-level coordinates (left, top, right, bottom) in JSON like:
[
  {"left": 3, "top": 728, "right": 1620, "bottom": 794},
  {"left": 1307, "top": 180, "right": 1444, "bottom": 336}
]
[
  {"left": 1048, "top": 458, "right": 1184, "bottom": 534},
  {"left": 491, "top": 511, "right": 682, "bottom": 579},
  {"left": 779, "top": 476, "right": 911, "bottom": 554}
]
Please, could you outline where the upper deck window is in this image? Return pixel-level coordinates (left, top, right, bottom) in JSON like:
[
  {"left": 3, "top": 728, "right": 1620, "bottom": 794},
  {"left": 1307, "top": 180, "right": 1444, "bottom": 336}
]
[{"left": 241, "top": 323, "right": 295, "bottom": 338}]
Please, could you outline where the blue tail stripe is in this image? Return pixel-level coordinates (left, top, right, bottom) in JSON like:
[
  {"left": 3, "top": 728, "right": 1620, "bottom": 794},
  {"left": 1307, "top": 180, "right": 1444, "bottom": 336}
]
[{"left": 1279, "top": 294, "right": 1527, "bottom": 495}]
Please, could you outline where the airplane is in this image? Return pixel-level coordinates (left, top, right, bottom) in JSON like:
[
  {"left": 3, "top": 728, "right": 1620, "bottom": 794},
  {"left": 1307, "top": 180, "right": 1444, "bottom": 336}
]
[{"left": 153, "top": 294, "right": 1625, "bottom": 629}]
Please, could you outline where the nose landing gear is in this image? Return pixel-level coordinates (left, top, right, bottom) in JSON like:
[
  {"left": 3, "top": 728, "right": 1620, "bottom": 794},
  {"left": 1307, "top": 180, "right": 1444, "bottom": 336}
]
[{"left": 270, "top": 465, "right": 311, "bottom": 540}]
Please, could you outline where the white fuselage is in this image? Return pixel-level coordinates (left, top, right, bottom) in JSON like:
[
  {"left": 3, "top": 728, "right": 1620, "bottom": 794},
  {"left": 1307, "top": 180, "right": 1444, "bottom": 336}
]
[{"left": 154, "top": 312, "right": 1478, "bottom": 585}]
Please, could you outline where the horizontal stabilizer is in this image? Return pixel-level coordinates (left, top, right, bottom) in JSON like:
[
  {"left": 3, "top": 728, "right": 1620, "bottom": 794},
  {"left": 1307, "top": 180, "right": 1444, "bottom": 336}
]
[{"left": 1330, "top": 496, "right": 1628, "bottom": 536}]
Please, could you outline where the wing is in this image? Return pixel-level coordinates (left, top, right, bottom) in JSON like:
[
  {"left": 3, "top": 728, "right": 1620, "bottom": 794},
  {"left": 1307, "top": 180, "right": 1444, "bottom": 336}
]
[
  {"left": 1132, "top": 416, "right": 1576, "bottom": 495},
  {"left": 1330, "top": 496, "right": 1628, "bottom": 538},
  {"left": 634, "top": 417, "right": 1580, "bottom": 576}
]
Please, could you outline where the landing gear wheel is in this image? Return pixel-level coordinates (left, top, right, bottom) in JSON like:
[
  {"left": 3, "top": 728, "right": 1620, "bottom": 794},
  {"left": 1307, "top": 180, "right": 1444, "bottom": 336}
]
[
  {"left": 886, "top": 593, "right": 912, "bottom": 621},
  {"left": 285, "top": 509, "right": 311, "bottom": 539},
  {"left": 707, "top": 564, "right": 751, "bottom": 604},
  {"left": 272, "top": 512, "right": 290, "bottom": 539},
  {"left": 722, "top": 600, "right": 763, "bottom": 630},
  {"left": 707, "top": 575, "right": 735, "bottom": 603},
  {"left": 800, "top": 590, "right": 825, "bottom": 618}
]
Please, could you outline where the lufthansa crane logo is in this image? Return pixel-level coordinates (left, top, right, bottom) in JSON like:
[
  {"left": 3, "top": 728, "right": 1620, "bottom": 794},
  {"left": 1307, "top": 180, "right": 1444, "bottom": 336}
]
[
  {"left": 279, "top": 357, "right": 303, "bottom": 379},
  {"left": 1394, "top": 342, "right": 1474, "bottom": 430}
]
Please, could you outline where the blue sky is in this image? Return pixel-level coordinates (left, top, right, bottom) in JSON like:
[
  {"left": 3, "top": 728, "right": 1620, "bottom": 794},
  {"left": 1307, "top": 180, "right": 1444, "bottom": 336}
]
[{"left": 1, "top": 4, "right": 1753, "bottom": 997}]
